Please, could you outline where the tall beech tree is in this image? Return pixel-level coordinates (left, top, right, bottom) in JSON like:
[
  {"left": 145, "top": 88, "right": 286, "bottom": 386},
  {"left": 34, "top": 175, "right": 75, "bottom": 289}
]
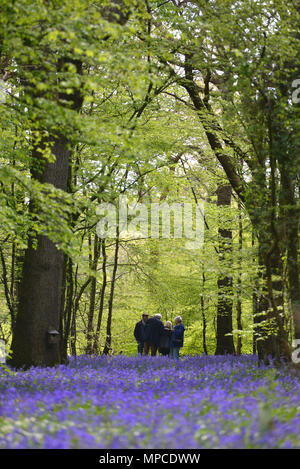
[
  {"left": 2, "top": 0, "right": 131, "bottom": 368},
  {"left": 10, "top": 63, "right": 84, "bottom": 367}
]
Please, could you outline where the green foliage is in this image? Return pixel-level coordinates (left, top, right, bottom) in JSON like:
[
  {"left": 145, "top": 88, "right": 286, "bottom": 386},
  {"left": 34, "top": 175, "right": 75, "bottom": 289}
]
[{"left": 0, "top": 0, "right": 299, "bottom": 357}]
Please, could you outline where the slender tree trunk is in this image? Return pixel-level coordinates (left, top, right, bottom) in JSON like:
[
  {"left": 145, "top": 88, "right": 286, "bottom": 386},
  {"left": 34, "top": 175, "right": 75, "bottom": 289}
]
[
  {"left": 236, "top": 200, "right": 243, "bottom": 355},
  {"left": 59, "top": 254, "right": 67, "bottom": 361},
  {"left": 86, "top": 235, "right": 100, "bottom": 354},
  {"left": 103, "top": 231, "right": 120, "bottom": 355},
  {"left": 10, "top": 241, "right": 16, "bottom": 328},
  {"left": 215, "top": 184, "right": 235, "bottom": 355},
  {"left": 201, "top": 272, "right": 208, "bottom": 355},
  {"left": 93, "top": 239, "right": 107, "bottom": 354},
  {"left": 252, "top": 230, "right": 259, "bottom": 355},
  {"left": 70, "top": 275, "right": 92, "bottom": 355},
  {"left": 70, "top": 308, "right": 77, "bottom": 357},
  {"left": 61, "top": 257, "right": 74, "bottom": 363}
]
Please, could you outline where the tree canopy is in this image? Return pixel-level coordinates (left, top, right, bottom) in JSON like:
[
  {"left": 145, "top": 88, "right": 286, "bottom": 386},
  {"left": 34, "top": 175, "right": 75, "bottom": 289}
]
[{"left": 0, "top": 0, "right": 299, "bottom": 368}]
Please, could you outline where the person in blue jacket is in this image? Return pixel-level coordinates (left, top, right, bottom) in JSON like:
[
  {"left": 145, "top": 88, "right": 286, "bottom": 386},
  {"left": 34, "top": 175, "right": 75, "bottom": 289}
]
[{"left": 169, "top": 316, "right": 185, "bottom": 360}]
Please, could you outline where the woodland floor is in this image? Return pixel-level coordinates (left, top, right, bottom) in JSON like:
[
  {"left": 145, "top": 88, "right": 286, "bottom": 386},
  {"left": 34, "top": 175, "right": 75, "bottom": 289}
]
[{"left": 0, "top": 354, "right": 300, "bottom": 449}]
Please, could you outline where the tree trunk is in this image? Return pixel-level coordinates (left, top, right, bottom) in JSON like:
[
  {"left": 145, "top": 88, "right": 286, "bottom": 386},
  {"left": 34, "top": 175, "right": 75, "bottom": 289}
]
[
  {"left": 236, "top": 200, "right": 243, "bottom": 355},
  {"left": 215, "top": 184, "right": 235, "bottom": 355},
  {"left": 278, "top": 165, "right": 300, "bottom": 341},
  {"left": 103, "top": 231, "right": 120, "bottom": 355},
  {"left": 86, "top": 235, "right": 100, "bottom": 354},
  {"left": 255, "top": 233, "right": 290, "bottom": 364},
  {"left": 61, "top": 256, "right": 74, "bottom": 363},
  {"left": 92, "top": 239, "right": 107, "bottom": 354},
  {"left": 70, "top": 308, "right": 77, "bottom": 357},
  {"left": 201, "top": 272, "right": 208, "bottom": 355},
  {"left": 59, "top": 253, "right": 67, "bottom": 361},
  {"left": 252, "top": 230, "right": 258, "bottom": 355},
  {"left": 10, "top": 136, "right": 75, "bottom": 368}
]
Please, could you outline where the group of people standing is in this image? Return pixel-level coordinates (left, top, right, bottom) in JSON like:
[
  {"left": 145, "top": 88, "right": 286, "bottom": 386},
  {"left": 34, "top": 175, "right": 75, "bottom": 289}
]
[{"left": 134, "top": 313, "right": 185, "bottom": 360}]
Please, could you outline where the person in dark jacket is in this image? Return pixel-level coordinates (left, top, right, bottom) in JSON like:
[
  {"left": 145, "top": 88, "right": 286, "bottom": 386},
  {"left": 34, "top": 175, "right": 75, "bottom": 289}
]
[
  {"left": 143, "top": 314, "right": 164, "bottom": 356},
  {"left": 134, "top": 313, "right": 149, "bottom": 355},
  {"left": 169, "top": 316, "right": 185, "bottom": 360},
  {"left": 159, "top": 321, "right": 173, "bottom": 356}
]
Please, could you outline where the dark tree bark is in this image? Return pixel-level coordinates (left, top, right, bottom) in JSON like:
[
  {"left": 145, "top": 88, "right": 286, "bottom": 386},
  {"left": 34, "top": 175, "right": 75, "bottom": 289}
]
[
  {"left": 70, "top": 307, "right": 77, "bottom": 357},
  {"left": 252, "top": 230, "right": 259, "bottom": 355},
  {"left": 10, "top": 52, "right": 83, "bottom": 369},
  {"left": 255, "top": 233, "right": 290, "bottom": 364},
  {"left": 201, "top": 272, "right": 208, "bottom": 355},
  {"left": 236, "top": 200, "right": 243, "bottom": 355},
  {"left": 70, "top": 275, "right": 93, "bottom": 356},
  {"left": 103, "top": 231, "right": 120, "bottom": 355},
  {"left": 61, "top": 256, "right": 74, "bottom": 363},
  {"left": 86, "top": 235, "right": 100, "bottom": 354},
  {"left": 10, "top": 133, "right": 80, "bottom": 368},
  {"left": 215, "top": 184, "right": 235, "bottom": 355},
  {"left": 92, "top": 239, "right": 107, "bottom": 354},
  {"left": 59, "top": 254, "right": 68, "bottom": 361}
]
